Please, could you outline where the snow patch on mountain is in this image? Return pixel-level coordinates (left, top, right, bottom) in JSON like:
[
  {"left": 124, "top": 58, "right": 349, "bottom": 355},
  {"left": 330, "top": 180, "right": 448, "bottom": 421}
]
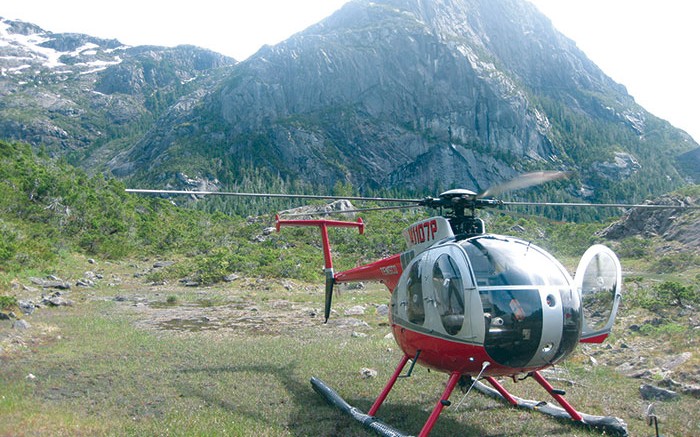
[{"left": 0, "top": 17, "right": 124, "bottom": 74}]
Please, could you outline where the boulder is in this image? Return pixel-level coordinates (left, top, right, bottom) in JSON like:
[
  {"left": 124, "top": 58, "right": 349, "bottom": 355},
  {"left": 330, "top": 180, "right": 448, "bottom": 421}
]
[
  {"left": 223, "top": 274, "right": 240, "bottom": 282},
  {"left": 29, "top": 277, "right": 71, "bottom": 290},
  {"left": 376, "top": 304, "right": 389, "bottom": 316},
  {"left": 639, "top": 384, "right": 679, "bottom": 401},
  {"left": 325, "top": 318, "right": 370, "bottom": 330},
  {"left": 360, "top": 368, "right": 378, "bottom": 379},
  {"left": 344, "top": 305, "right": 366, "bottom": 316},
  {"left": 12, "top": 319, "right": 31, "bottom": 330},
  {"left": 153, "top": 261, "right": 175, "bottom": 268},
  {"left": 41, "top": 292, "right": 73, "bottom": 307},
  {"left": 659, "top": 378, "right": 700, "bottom": 400},
  {"left": 662, "top": 352, "right": 692, "bottom": 371},
  {"left": 18, "top": 300, "right": 36, "bottom": 315},
  {"left": 76, "top": 278, "right": 95, "bottom": 287}
]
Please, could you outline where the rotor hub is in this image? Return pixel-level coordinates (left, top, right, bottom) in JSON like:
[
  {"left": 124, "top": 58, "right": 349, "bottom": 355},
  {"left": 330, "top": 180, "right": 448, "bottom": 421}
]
[{"left": 419, "top": 190, "right": 503, "bottom": 214}]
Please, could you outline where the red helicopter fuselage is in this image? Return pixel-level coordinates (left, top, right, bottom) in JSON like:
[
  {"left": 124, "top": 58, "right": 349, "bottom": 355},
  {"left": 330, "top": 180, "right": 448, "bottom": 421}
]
[
  {"left": 295, "top": 215, "right": 620, "bottom": 378},
  {"left": 277, "top": 214, "right": 624, "bottom": 436}
]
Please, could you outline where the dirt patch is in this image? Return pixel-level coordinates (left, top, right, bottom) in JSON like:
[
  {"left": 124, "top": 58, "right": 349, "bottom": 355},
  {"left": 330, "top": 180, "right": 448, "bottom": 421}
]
[
  {"left": 0, "top": 321, "right": 61, "bottom": 357},
  {"left": 102, "top": 273, "right": 378, "bottom": 338},
  {"left": 116, "top": 291, "right": 321, "bottom": 336}
]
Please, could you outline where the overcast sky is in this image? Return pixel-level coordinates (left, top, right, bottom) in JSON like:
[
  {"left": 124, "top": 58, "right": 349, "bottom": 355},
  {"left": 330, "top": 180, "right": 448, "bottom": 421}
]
[{"left": 2, "top": 0, "right": 698, "bottom": 142}]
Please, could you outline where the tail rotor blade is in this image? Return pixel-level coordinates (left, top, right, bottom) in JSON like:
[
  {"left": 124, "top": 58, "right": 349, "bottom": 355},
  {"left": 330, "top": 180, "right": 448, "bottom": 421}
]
[{"left": 324, "top": 270, "right": 335, "bottom": 323}]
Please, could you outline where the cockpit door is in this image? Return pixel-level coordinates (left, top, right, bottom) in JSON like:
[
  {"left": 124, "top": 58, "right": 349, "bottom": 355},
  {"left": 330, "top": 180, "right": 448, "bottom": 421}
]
[{"left": 575, "top": 245, "right": 622, "bottom": 343}]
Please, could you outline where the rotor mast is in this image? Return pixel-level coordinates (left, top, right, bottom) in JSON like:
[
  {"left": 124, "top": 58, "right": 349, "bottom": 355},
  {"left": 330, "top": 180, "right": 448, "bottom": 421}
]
[{"left": 419, "top": 189, "right": 503, "bottom": 236}]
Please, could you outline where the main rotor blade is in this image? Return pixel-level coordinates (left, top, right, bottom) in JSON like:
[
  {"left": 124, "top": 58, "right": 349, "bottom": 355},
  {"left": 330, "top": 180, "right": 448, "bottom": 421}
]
[
  {"left": 279, "top": 204, "right": 423, "bottom": 217},
  {"left": 125, "top": 189, "right": 420, "bottom": 204},
  {"left": 502, "top": 201, "right": 700, "bottom": 209},
  {"left": 478, "top": 171, "right": 571, "bottom": 198}
]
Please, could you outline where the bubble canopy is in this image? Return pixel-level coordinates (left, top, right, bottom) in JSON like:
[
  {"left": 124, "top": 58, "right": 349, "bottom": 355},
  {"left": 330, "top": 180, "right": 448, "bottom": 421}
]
[
  {"left": 460, "top": 235, "right": 581, "bottom": 368},
  {"left": 390, "top": 234, "right": 619, "bottom": 370}
]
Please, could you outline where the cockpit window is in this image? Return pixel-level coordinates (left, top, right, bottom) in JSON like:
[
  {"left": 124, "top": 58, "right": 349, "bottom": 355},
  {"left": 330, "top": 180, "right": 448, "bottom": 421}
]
[
  {"left": 461, "top": 236, "right": 568, "bottom": 287},
  {"left": 432, "top": 254, "right": 465, "bottom": 335},
  {"left": 406, "top": 259, "right": 425, "bottom": 325}
]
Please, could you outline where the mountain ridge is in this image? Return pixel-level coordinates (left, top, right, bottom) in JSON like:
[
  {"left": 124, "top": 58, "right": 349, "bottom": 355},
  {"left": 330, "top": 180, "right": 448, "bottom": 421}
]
[
  {"left": 0, "top": 16, "right": 236, "bottom": 164},
  {"left": 1, "top": 1, "right": 697, "bottom": 207}
]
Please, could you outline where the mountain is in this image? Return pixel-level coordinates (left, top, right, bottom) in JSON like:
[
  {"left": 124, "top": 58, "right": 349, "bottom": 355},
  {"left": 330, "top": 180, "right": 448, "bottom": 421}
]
[
  {"left": 0, "top": 17, "right": 235, "bottom": 167},
  {"left": 1, "top": 0, "right": 698, "bottom": 207}
]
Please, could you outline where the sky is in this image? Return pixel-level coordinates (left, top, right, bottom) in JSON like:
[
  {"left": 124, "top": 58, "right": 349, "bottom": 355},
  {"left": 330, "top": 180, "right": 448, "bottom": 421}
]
[{"left": 1, "top": 0, "right": 698, "bottom": 142}]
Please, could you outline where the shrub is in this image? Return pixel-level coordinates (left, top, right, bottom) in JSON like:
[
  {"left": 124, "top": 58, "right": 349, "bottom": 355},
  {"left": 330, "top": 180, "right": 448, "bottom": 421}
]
[
  {"left": 616, "top": 236, "right": 651, "bottom": 259},
  {"left": 191, "top": 247, "right": 237, "bottom": 285},
  {"left": 627, "top": 280, "right": 699, "bottom": 311},
  {"left": 653, "top": 281, "right": 698, "bottom": 307},
  {"left": 651, "top": 252, "right": 700, "bottom": 274},
  {"left": 0, "top": 222, "right": 19, "bottom": 262},
  {"left": 0, "top": 295, "right": 18, "bottom": 310},
  {"left": 639, "top": 321, "right": 687, "bottom": 336}
]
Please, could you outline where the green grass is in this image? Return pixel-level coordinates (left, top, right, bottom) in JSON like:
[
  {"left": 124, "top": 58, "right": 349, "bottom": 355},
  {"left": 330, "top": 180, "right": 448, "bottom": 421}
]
[
  {"left": 0, "top": 295, "right": 17, "bottom": 310},
  {"left": 2, "top": 269, "right": 698, "bottom": 437}
]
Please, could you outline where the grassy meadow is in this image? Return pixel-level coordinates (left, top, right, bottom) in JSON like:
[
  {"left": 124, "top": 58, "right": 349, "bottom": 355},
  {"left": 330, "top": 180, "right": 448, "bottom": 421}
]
[{"left": 2, "top": 253, "right": 698, "bottom": 437}]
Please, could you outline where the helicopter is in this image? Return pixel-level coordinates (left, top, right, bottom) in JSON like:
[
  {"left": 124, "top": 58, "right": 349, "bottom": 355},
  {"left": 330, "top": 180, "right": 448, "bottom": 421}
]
[{"left": 126, "top": 171, "right": 698, "bottom": 437}]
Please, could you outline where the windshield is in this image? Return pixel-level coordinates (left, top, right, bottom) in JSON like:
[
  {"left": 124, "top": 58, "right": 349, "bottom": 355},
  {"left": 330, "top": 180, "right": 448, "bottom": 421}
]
[{"left": 460, "top": 235, "right": 569, "bottom": 287}]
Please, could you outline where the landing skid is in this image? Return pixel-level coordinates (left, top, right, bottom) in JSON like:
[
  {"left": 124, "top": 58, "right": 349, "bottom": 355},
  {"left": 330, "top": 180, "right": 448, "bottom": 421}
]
[
  {"left": 472, "top": 377, "right": 628, "bottom": 436},
  {"left": 311, "top": 357, "right": 628, "bottom": 437},
  {"left": 311, "top": 377, "right": 409, "bottom": 437}
]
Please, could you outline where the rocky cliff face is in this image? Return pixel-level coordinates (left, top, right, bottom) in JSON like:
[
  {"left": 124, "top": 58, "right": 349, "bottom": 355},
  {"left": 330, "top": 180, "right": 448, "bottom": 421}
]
[
  {"left": 109, "top": 0, "right": 696, "bottom": 200},
  {"left": 117, "top": 0, "right": 559, "bottom": 189},
  {"left": 1, "top": 1, "right": 697, "bottom": 203},
  {"left": 600, "top": 192, "right": 700, "bottom": 252}
]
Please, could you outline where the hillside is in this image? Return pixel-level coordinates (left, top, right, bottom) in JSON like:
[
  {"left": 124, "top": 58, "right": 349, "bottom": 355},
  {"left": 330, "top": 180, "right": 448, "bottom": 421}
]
[
  {"left": 0, "top": 17, "right": 235, "bottom": 168},
  {"left": 600, "top": 187, "right": 700, "bottom": 253},
  {"left": 3, "top": 134, "right": 697, "bottom": 291},
  {"left": 0, "top": 140, "right": 407, "bottom": 282},
  {"left": 1, "top": 1, "right": 697, "bottom": 212}
]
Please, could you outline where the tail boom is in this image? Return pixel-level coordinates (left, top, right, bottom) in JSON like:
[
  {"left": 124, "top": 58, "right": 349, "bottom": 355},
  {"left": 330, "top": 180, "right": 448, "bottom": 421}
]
[{"left": 334, "top": 254, "right": 403, "bottom": 292}]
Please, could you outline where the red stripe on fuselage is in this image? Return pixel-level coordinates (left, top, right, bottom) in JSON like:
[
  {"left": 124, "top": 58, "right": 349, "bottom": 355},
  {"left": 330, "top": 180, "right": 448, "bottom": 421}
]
[{"left": 391, "top": 325, "right": 548, "bottom": 376}]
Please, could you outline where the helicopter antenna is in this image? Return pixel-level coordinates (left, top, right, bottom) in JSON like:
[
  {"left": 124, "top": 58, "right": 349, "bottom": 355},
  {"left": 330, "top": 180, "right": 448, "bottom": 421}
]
[{"left": 455, "top": 361, "right": 491, "bottom": 410}]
